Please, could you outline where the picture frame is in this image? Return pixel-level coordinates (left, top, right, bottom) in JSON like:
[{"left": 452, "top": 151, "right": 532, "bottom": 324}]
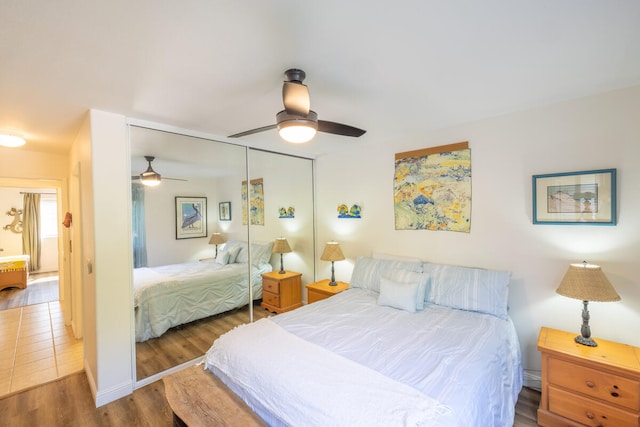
[
  {"left": 175, "top": 196, "right": 208, "bottom": 239},
  {"left": 532, "top": 169, "right": 616, "bottom": 225},
  {"left": 219, "top": 201, "right": 231, "bottom": 221}
]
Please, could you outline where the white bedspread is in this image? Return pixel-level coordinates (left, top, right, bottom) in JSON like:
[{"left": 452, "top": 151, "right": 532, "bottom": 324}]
[
  {"left": 207, "top": 318, "right": 454, "bottom": 427},
  {"left": 134, "top": 260, "right": 270, "bottom": 342},
  {"left": 206, "top": 288, "right": 522, "bottom": 426}
]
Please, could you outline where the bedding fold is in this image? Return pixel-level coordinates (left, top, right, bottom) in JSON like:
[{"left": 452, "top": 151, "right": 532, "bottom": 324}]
[{"left": 206, "top": 318, "right": 454, "bottom": 427}]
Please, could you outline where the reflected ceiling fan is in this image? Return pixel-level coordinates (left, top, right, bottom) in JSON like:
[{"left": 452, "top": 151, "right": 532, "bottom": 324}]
[
  {"left": 228, "top": 68, "right": 366, "bottom": 143},
  {"left": 132, "top": 156, "right": 187, "bottom": 186}
]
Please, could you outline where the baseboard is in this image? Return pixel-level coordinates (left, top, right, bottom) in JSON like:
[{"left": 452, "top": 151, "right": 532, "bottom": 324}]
[
  {"left": 95, "top": 379, "right": 134, "bottom": 408},
  {"left": 85, "top": 358, "right": 134, "bottom": 407},
  {"left": 524, "top": 369, "right": 542, "bottom": 391}
]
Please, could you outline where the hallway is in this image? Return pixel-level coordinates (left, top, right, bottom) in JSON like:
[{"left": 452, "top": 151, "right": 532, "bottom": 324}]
[{"left": 0, "top": 300, "right": 83, "bottom": 398}]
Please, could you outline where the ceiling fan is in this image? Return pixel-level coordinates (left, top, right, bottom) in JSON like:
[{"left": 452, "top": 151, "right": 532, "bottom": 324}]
[
  {"left": 132, "top": 156, "right": 187, "bottom": 186},
  {"left": 228, "top": 68, "right": 366, "bottom": 143}
]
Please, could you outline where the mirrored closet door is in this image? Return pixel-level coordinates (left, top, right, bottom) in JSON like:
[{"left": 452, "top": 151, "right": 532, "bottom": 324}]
[{"left": 129, "top": 126, "right": 316, "bottom": 383}]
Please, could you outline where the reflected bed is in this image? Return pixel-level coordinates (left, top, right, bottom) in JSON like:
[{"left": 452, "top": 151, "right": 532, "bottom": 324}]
[{"left": 134, "top": 241, "right": 272, "bottom": 342}]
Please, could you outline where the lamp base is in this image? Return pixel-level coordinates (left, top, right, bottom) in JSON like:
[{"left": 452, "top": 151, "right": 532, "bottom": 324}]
[
  {"left": 328, "top": 280, "right": 337, "bottom": 286},
  {"left": 575, "top": 335, "right": 598, "bottom": 347}
]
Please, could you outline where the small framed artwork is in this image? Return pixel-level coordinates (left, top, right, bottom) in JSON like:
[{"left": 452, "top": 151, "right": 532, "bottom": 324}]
[
  {"left": 175, "top": 196, "right": 208, "bottom": 239},
  {"left": 219, "top": 201, "right": 231, "bottom": 221},
  {"left": 532, "top": 169, "right": 616, "bottom": 225}
]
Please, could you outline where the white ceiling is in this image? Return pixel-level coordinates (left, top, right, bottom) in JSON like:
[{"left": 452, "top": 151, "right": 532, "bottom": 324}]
[{"left": 1, "top": 1, "right": 639, "bottom": 158}]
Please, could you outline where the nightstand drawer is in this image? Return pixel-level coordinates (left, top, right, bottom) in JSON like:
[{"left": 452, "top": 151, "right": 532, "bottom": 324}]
[
  {"left": 549, "top": 385, "right": 639, "bottom": 426},
  {"left": 262, "top": 292, "right": 280, "bottom": 307},
  {"left": 262, "top": 280, "right": 280, "bottom": 294},
  {"left": 549, "top": 357, "right": 640, "bottom": 411}
]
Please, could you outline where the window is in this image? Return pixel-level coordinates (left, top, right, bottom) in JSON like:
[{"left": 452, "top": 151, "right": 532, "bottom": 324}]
[{"left": 40, "top": 194, "right": 58, "bottom": 238}]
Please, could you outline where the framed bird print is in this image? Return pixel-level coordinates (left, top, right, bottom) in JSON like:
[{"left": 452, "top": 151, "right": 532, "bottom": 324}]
[{"left": 175, "top": 196, "right": 208, "bottom": 239}]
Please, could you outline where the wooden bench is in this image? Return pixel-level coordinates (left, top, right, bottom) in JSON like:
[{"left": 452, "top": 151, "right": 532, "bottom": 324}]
[{"left": 162, "top": 365, "right": 267, "bottom": 427}]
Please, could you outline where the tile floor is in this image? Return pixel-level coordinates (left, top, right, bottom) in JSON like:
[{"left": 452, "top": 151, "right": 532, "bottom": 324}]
[{"left": 0, "top": 301, "right": 83, "bottom": 398}]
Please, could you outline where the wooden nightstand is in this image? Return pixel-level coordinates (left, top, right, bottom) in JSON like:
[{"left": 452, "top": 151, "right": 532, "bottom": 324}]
[
  {"left": 260, "top": 271, "right": 302, "bottom": 314},
  {"left": 305, "top": 279, "right": 349, "bottom": 304},
  {"left": 537, "top": 326, "right": 640, "bottom": 427}
]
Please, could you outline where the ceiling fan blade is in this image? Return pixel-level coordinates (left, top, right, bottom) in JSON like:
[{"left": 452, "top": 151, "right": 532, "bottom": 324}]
[
  {"left": 131, "top": 176, "right": 187, "bottom": 182},
  {"left": 283, "top": 81, "right": 310, "bottom": 116},
  {"left": 318, "top": 120, "right": 366, "bottom": 137},
  {"left": 228, "top": 124, "right": 277, "bottom": 138}
]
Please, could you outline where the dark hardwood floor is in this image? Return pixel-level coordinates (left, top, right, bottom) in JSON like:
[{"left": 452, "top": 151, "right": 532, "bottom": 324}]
[{"left": 136, "top": 300, "right": 271, "bottom": 380}]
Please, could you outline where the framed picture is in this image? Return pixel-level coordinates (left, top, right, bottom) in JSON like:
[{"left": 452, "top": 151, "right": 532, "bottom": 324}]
[
  {"left": 532, "top": 169, "right": 616, "bottom": 225},
  {"left": 219, "top": 201, "right": 231, "bottom": 221},
  {"left": 175, "top": 196, "right": 208, "bottom": 239}
]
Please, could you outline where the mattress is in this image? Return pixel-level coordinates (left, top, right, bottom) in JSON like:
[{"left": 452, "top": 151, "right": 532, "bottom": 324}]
[{"left": 206, "top": 288, "right": 523, "bottom": 426}]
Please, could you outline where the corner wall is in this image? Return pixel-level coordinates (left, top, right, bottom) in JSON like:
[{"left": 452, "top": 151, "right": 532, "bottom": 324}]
[{"left": 315, "top": 85, "right": 640, "bottom": 378}]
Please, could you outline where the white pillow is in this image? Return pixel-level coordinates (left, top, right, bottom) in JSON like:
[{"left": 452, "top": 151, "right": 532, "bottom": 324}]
[
  {"left": 385, "top": 270, "right": 430, "bottom": 310},
  {"left": 215, "top": 251, "right": 230, "bottom": 265},
  {"left": 350, "top": 256, "right": 423, "bottom": 293},
  {"left": 377, "top": 277, "right": 419, "bottom": 312},
  {"left": 424, "top": 263, "right": 511, "bottom": 320}
]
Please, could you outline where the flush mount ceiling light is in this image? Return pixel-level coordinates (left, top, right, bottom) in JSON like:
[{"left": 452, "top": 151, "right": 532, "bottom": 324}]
[
  {"left": 0, "top": 133, "right": 26, "bottom": 147},
  {"left": 139, "top": 156, "right": 161, "bottom": 186}
]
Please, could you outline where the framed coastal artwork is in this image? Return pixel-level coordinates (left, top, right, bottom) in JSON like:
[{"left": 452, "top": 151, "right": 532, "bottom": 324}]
[
  {"left": 219, "top": 201, "right": 231, "bottom": 221},
  {"left": 532, "top": 169, "right": 616, "bottom": 225},
  {"left": 175, "top": 196, "right": 208, "bottom": 239}
]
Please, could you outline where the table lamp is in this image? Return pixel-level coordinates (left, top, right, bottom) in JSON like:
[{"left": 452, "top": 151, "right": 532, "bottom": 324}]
[
  {"left": 209, "top": 233, "right": 226, "bottom": 257},
  {"left": 320, "top": 241, "right": 345, "bottom": 286},
  {"left": 272, "top": 237, "right": 292, "bottom": 274},
  {"left": 555, "top": 261, "right": 620, "bottom": 347}
]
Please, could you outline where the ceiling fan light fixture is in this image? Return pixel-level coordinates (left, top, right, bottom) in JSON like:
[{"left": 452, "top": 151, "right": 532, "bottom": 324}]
[
  {"left": 277, "top": 110, "right": 318, "bottom": 143},
  {"left": 0, "top": 132, "right": 26, "bottom": 147},
  {"left": 140, "top": 156, "right": 161, "bottom": 186},
  {"left": 140, "top": 170, "right": 161, "bottom": 186}
]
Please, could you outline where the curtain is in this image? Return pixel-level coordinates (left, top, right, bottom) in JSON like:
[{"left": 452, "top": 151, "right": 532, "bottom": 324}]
[
  {"left": 132, "top": 183, "right": 148, "bottom": 268},
  {"left": 22, "top": 192, "right": 41, "bottom": 272}
]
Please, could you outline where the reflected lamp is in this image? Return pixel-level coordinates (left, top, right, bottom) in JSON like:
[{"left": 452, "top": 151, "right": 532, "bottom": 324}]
[
  {"left": 556, "top": 261, "right": 621, "bottom": 347},
  {"left": 209, "top": 233, "right": 226, "bottom": 257},
  {"left": 320, "top": 241, "right": 345, "bottom": 286},
  {"left": 272, "top": 237, "right": 292, "bottom": 274}
]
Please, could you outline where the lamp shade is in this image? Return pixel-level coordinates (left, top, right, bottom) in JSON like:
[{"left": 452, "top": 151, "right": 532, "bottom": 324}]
[
  {"left": 209, "top": 233, "right": 226, "bottom": 245},
  {"left": 320, "top": 241, "right": 345, "bottom": 262},
  {"left": 272, "top": 237, "right": 292, "bottom": 254},
  {"left": 556, "top": 263, "right": 620, "bottom": 302}
]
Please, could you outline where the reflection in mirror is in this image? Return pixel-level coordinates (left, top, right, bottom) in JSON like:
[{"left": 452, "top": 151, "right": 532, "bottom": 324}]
[
  {"left": 129, "top": 126, "right": 316, "bottom": 384},
  {"left": 130, "top": 126, "right": 258, "bottom": 382},
  {"left": 248, "top": 149, "right": 315, "bottom": 315}
]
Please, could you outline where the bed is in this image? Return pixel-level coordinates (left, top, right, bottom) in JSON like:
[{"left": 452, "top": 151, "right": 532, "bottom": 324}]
[
  {"left": 203, "top": 256, "right": 523, "bottom": 426},
  {"left": 134, "top": 240, "right": 272, "bottom": 342},
  {"left": 0, "top": 255, "right": 30, "bottom": 292}
]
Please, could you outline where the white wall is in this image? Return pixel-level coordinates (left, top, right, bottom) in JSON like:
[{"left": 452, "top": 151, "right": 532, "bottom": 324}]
[
  {"left": 315, "top": 85, "right": 640, "bottom": 379},
  {"left": 83, "top": 110, "right": 134, "bottom": 406}
]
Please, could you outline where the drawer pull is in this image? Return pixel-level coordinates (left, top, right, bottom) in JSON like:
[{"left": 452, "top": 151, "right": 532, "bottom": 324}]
[
  {"left": 586, "top": 412, "right": 595, "bottom": 419},
  {"left": 585, "top": 380, "right": 595, "bottom": 388},
  {"left": 611, "top": 391, "right": 619, "bottom": 397}
]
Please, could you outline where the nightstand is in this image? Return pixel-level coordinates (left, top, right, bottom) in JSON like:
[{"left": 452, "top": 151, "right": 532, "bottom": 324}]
[
  {"left": 537, "top": 326, "right": 640, "bottom": 427},
  {"left": 305, "top": 279, "right": 349, "bottom": 304},
  {"left": 260, "top": 271, "right": 302, "bottom": 314}
]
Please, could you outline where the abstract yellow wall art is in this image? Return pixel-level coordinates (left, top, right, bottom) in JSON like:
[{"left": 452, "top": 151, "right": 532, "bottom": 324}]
[{"left": 394, "top": 141, "right": 471, "bottom": 232}]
